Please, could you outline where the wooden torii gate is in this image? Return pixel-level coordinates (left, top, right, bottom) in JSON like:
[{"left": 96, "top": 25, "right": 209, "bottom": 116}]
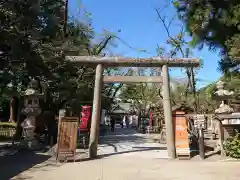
[{"left": 67, "top": 56, "right": 200, "bottom": 159}]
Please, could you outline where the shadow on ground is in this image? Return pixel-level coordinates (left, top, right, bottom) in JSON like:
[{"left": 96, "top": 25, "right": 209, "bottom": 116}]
[
  {"left": 73, "top": 146, "right": 167, "bottom": 163},
  {"left": 0, "top": 150, "right": 55, "bottom": 180},
  {"left": 98, "top": 146, "right": 167, "bottom": 158}
]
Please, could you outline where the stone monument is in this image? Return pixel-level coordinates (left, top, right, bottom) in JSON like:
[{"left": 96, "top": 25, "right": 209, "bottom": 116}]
[
  {"left": 214, "top": 80, "right": 235, "bottom": 153},
  {"left": 21, "top": 79, "right": 43, "bottom": 149}
]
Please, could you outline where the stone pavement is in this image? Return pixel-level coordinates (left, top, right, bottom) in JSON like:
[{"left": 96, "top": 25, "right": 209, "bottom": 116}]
[
  {"left": 1, "top": 127, "right": 240, "bottom": 180},
  {"left": 96, "top": 128, "right": 169, "bottom": 159},
  {"left": 13, "top": 155, "right": 240, "bottom": 180}
]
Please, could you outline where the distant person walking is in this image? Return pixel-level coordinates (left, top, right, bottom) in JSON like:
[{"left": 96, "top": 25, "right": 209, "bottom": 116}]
[
  {"left": 120, "top": 119, "right": 124, "bottom": 128},
  {"left": 128, "top": 115, "right": 133, "bottom": 129},
  {"left": 43, "top": 110, "right": 57, "bottom": 146},
  {"left": 105, "top": 116, "right": 111, "bottom": 131},
  {"left": 110, "top": 117, "right": 115, "bottom": 132},
  {"left": 125, "top": 115, "right": 129, "bottom": 129},
  {"left": 122, "top": 115, "right": 126, "bottom": 128}
]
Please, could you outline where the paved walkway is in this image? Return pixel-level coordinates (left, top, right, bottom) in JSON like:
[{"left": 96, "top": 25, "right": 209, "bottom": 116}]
[
  {"left": 1, "top": 127, "right": 240, "bottom": 180},
  {"left": 96, "top": 127, "right": 168, "bottom": 159}
]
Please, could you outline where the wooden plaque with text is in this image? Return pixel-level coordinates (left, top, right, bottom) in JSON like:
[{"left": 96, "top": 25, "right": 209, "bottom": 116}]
[{"left": 56, "top": 117, "right": 79, "bottom": 162}]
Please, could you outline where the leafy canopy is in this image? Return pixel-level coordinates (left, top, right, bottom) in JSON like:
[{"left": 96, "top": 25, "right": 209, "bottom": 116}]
[{"left": 173, "top": 0, "right": 240, "bottom": 73}]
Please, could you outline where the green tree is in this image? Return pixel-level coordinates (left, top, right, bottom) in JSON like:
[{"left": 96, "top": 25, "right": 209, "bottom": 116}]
[
  {"left": 173, "top": 0, "right": 240, "bottom": 73},
  {"left": 0, "top": 0, "right": 65, "bottom": 120},
  {"left": 0, "top": 0, "right": 117, "bottom": 119},
  {"left": 155, "top": 6, "right": 198, "bottom": 112},
  {"left": 119, "top": 68, "right": 161, "bottom": 116}
]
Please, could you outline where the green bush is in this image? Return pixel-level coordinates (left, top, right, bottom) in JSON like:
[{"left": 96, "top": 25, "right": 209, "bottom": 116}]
[{"left": 224, "top": 133, "right": 240, "bottom": 159}]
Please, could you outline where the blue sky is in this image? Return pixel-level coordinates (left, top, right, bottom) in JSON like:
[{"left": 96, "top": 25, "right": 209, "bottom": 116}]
[{"left": 69, "top": 0, "right": 221, "bottom": 88}]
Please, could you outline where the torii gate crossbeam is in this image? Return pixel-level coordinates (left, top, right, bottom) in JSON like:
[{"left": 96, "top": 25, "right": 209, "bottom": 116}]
[{"left": 66, "top": 56, "right": 199, "bottom": 67}]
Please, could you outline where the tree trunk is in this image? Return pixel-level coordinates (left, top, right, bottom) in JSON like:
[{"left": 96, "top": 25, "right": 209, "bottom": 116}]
[
  {"left": 9, "top": 97, "right": 14, "bottom": 122},
  {"left": 190, "top": 68, "right": 198, "bottom": 112}
]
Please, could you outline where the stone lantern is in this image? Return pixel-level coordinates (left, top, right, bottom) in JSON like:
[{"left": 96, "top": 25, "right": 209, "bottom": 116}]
[
  {"left": 21, "top": 79, "right": 43, "bottom": 148},
  {"left": 214, "top": 80, "right": 234, "bottom": 117},
  {"left": 213, "top": 80, "right": 235, "bottom": 153},
  {"left": 214, "top": 81, "right": 234, "bottom": 97}
]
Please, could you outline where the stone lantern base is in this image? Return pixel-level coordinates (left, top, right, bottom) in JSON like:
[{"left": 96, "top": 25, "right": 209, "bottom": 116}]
[{"left": 21, "top": 116, "right": 42, "bottom": 150}]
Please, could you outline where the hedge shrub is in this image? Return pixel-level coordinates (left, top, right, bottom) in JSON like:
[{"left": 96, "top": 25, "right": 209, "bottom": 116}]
[{"left": 224, "top": 133, "right": 240, "bottom": 159}]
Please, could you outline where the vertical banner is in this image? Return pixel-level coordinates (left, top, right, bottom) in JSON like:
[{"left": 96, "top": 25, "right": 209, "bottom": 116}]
[
  {"left": 80, "top": 106, "right": 91, "bottom": 130},
  {"left": 149, "top": 112, "right": 153, "bottom": 127}
]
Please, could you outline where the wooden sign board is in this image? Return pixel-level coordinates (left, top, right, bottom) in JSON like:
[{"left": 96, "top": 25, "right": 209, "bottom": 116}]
[
  {"left": 56, "top": 117, "right": 79, "bottom": 162},
  {"left": 173, "top": 111, "right": 190, "bottom": 159},
  {"left": 194, "top": 114, "right": 206, "bottom": 129}
]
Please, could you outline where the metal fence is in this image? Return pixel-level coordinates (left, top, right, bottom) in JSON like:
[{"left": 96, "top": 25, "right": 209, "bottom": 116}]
[{"left": 0, "top": 123, "right": 16, "bottom": 139}]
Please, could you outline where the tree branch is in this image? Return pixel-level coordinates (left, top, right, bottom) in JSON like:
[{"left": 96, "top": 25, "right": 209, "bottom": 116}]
[
  {"left": 94, "top": 36, "right": 114, "bottom": 55},
  {"left": 155, "top": 8, "right": 185, "bottom": 57}
]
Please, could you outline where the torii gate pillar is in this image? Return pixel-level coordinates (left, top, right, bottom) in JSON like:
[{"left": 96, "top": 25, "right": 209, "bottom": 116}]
[
  {"left": 89, "top": 64, "right": 103, "bottom": 159},
  {"left": 162, "top": 65, "right": 176, "bottom": 159}
]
